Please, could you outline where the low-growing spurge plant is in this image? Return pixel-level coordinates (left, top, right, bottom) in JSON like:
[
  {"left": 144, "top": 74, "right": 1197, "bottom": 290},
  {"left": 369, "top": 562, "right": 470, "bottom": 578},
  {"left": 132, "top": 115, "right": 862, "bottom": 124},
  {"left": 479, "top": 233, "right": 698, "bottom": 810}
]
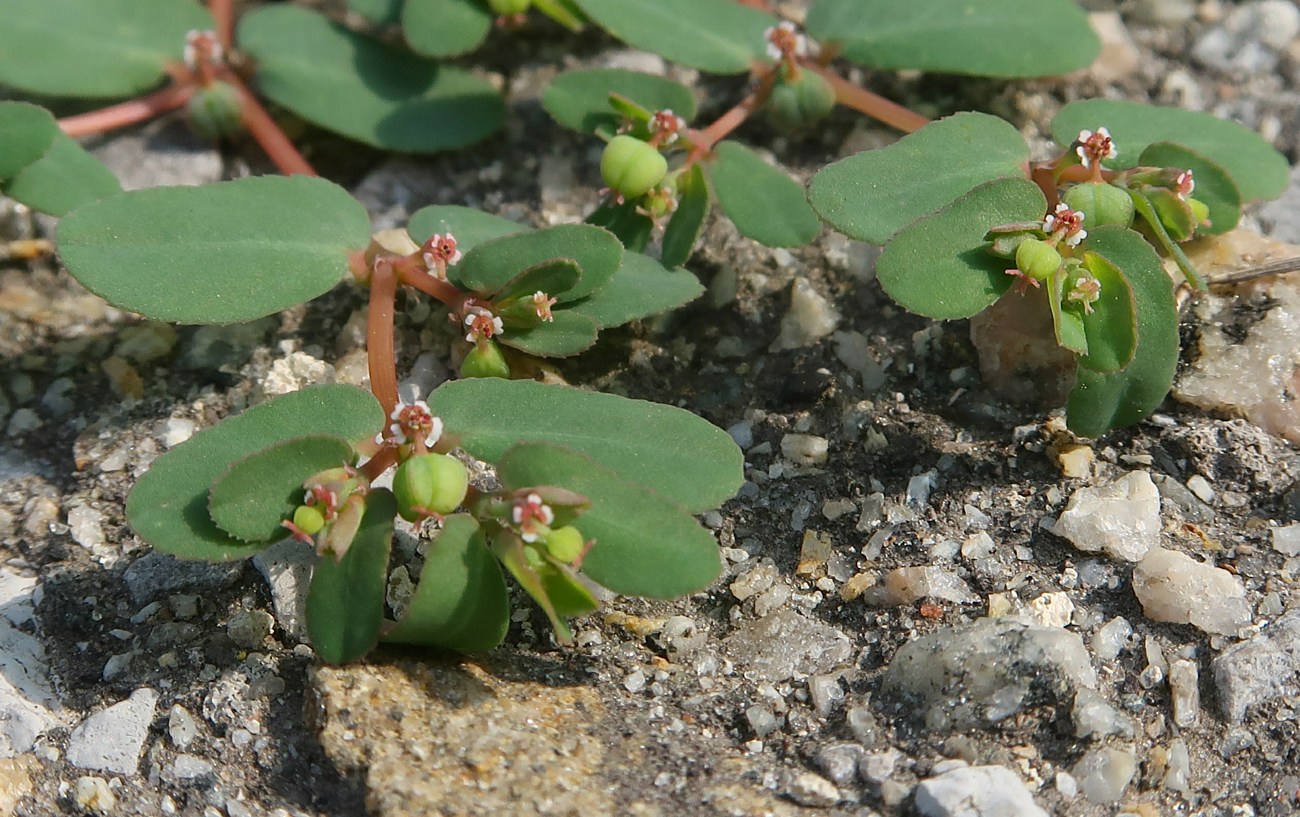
[
  {"left": 51, "top": 175, "right": 740, "bottom": 663},
  {"left": 808, "top": 100, "right": 1291, "bottom": 437}
]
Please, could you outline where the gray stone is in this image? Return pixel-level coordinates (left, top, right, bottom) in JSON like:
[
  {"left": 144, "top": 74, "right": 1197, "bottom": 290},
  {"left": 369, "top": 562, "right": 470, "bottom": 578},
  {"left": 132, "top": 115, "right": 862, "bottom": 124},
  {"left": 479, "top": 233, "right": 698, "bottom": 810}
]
[
  {"left": 787, "top": 772, "right": 839, "bottom": 808},
  {"left": 252, "top": 538, "right": 315, "bottom": 642},
  {"left": 1071, "top": 747, "right": 1137, "bottom": 804},
  {"left": 914, "top": 764, "right": 1048, "bottom": 817},
  {"left": 814, "top": 742, "right": 863, "bottom": 785},
  {"left": 722, "top": 609, "right": 852, "bottom": 683},
  {"left": 745, "top": 705, "right": 780, "bottom": 738},
  {"left": 770, "top": 278, "right": 840, "bottom": 352},
  {"left": 1169, "top": 659, "right": 1200, "bottom": 727},
  {"left": 808, "top": 674, "right": 844, "bottom": 717},
  {"left": 1259, "top": 164, "right": 1300, "bottom": 245},
  {"left": 1052, "top": 471, "right": 1160, "bottom": 562},
  {"left": 1132, "top": 549, "right": 1252, "bottom": 635},
  {"left": 1212, "top": 610, "right": 1300, "bottom": 722},
  {"left": 88, "top": 120, "right": 222, "bottom": 191},
  {"left": 881, "top": 617, "right": 1097, "bottom": 730},
  {"left": 0, "top": 571, "right": 62, "bottom": 758},
  {"left": 168, "top": 705, "right": 198, "bottom": 749},
  {"left": 123, "top": 552, "right": 243, "bottom": 605},
  {"left": 227, "top": 609, "right": 275, "bottom": 650},
  {"left": 66, "top": 688, "right": 159, "bottom": 775},
  {"left": 1072, "top": 688, "right": 1134, "bottom": 739},
  {"left": 165, "top": 753, "right": 216, "bottom": 783},
  {"left": 859, "top": 748, "right": 902, "bottom": 785}
]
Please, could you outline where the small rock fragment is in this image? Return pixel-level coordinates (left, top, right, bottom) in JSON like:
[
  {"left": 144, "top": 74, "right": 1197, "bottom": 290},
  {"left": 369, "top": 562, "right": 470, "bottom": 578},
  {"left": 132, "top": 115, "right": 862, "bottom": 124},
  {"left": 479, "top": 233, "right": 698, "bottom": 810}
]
[
  {"left": 814, "top": 742, "right": 863, "bottom": 786},
  {"left": 1024, "top": 592, "right": 1074, "bottom": 628},
  {"left": 1092, "top": 616, "right": 1133, "bottom": 661},
  {"left": 723, "top": 609, "right": 853, "bottom": 683},
  {"left": 1164, "top": 738, "right": 1191, "bottom": 793},
  {"left": 1212, "top": 610, "right": 1300, "bottom": 722},
  {"left": 797, "top": 530, "right": 834, "bottom": 576},
  {"left": 168, "top": 705, "right": 198, "bottom": 749},
  {"left": 771, "top": 278, "right": 840, "bottom": 351},
  {"left": 1052, "top": 471, "right": 1160, "bottom": 562},
  {"left": 72, "top": 776, "right": 116, "bottom": 815},
  {"left": 1168, "top": 659, "right": 1200, "bottom": 727},
  {"left": 876, "top": 566, "right": 976, "bottom": 606},
  {"left": 730, "top": 562, "right": 777, "bottom": 601},
  {"left": 1132, "top": 549, "right": 1251, "bottom": 635},
  {"left": 788, "top": 772, "right": 840, "bottom": 808},
  {"left": 781, "top": 434, "right": 829, "bottom": 466},
  {"left": 1273, "top": 523, "right": 1300, "bottom": 557},
  {"left": 914, "top": 764, "right": 1048, "bottom": 817},
  {"left": 227, "top": 609, "right": 274, "bottom": 650},
  {"left": 1071, "top": 747, "right": 1136, "bottom": 804},
  {"left": 1072, "top": 688, "right": 1134, "bottom": 739},
  {"left": 745, "top": 705, "right": 780, "bottom": 738},
  {"left": 66, "top": 688, "right": 158, "bottom": 775},
  {"left": 808, "top": 674, "right": 844, "bottom": 717}
]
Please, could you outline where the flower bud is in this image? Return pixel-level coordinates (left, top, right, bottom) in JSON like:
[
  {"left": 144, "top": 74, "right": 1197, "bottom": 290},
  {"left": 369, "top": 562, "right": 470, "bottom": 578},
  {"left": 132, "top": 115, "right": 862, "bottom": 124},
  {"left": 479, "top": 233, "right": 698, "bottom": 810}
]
[
  {"left": 1062, "top": 182, "right": 1134, "bottom": 229},
  {"left": 489, "top": 0, "right": 530, "bottom": 13},
  {"left": 600, "top": 135, "right": 667, "bottom": 200},
  {"left": 1015, "top": 238, "right": 1063, "bottom": 282},
  {"left": 545, "top": 526, "right": 585, "bottom": 563},
  {"left": 766, "top": 69, "right": 836, "bottom": 130},
  {"left": 459, "top": 339, "right": 510, "bottom": 379},
  {"left": 393, "top": 453, "right": 470, "bottom": 521},
  {"left": 186, "top": 81, "right": 243, "bottom": 139},
  {"left": 292, "top": 504, "right": 326, "bottom": 536}
]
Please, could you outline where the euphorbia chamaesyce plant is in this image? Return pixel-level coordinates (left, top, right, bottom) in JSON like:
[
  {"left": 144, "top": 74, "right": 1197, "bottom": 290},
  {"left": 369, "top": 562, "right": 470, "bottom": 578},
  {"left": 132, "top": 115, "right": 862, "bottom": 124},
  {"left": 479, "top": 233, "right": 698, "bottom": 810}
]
[{"left": 53, "top": 174, "right": 738, "bottom": 663}]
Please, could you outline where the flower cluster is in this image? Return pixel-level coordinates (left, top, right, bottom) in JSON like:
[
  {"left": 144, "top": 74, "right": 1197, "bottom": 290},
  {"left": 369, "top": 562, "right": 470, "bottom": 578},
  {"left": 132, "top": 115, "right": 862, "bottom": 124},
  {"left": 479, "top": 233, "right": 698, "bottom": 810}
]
[
  {"left": 422, "top": 233, "right": 462, "bottom": 279},
  {"left": 183, "top": 30, "right": 224, "bottom": 71},
  {"left": 512, "top": 492, "right": 555, "bottom": 543},
  {"left": 463, "top": 306, "right": 504, "bottom": 343},
  {"left": 1074, "top": 127, "right": 1117, "bottom": 170},
  {"left": 1043, "top": 203, "right": 1087, "bottom": 247},
  {"left": 764, "top": 21, "right": 808, "bottom": 61},
  {"left": 1175, "top": 169, "right": 1195, "bottom": 200},
  {"left": 531, "top": 291, "right": 556, "bottom": 322},
  {"left": 649, "top": 109, "right": 686, "bottom": 146},
  {"left": 376, "top": 400, "right": 443, "bottom": 449},
  {"left": 1066, "top": 272, "right": 1102, "bottom": 313}
]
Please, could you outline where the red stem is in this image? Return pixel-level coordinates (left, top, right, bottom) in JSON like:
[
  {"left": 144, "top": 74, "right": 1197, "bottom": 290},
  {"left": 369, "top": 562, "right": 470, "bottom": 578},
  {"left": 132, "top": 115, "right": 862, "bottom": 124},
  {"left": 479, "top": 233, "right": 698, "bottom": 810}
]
[
  {"left": 209, "top": 0, "right": 235, "bottom": 53},
  {"left": 690, "top": 92, "right": 759, "bottom": 155},
  {"left": 394, "top": 258, "right": 473, "bottom": 311},
  {"left": 360, "top": 447, "right": 398, "bottom": 483},
  {"left": 801, "top": 61, "right": 929, "bottom": 134},
  {"left": 59, "top": 83, "right": 196, "bottom": 137},
  {"left": 216, "top": 66, "right": 316, "bottom": 176},
  {"left": 368, "top": 261, "right": 400, "bottom": 419}
]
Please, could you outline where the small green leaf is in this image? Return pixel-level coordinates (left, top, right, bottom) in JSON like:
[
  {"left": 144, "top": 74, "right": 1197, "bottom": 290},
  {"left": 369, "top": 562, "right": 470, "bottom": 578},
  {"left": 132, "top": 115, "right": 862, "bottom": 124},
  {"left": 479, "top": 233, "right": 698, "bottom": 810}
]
[
  {"left": 1052, "top": 99, "right": 1288, "bottom": 202},
  {"left": 402, "top": 0, "right": 492, "bottom": 58},
  {"left": 127, "top": 386, "right": 383, "bottom": 562},
  {"left": 207, "top": 435, "right": 355, "bottom": 544},
  {"left": 500, "top": 310, "right": 600, "bottom": 357},
  {"left": 1128, "top": 188, "right": 1204, "bottom": 291},
  {"left": 661, "top": 163, "right": 709, "bottom": 268},
  {"left": 307, "top": 489, "right": 395, "bottom": 664},
  {"left": 238, "top": 4, "right": 504, "bottom": 152},
  {"left": 567, "top": 251, "right": 703, "bottom": 328},
  {"left": 0, "top": 0, "right": 212, "bottom": 98},
  {"left": 1137, "top": 142, "right": 1242, "bottom": 236},
  {"left": 1067, "top": 226, "right": 1179, "bottom": 436},
  {"left": 1075, "top": 252, "right": 1136, "bottom": 373},
  {"left": 876, "top": 178, "right": 1047, "bottom": 320},
  {"left": 494, "top": 260, "right": 582, "bottom": 304},
  {"left": 540, "top": 566, "right": 599, "bottom": 619},
  {"left": 497, "top": 443, "right": 722, "bottom": 598},
  {"left": 57, "top": 176, "right": 371, "bottom": 324},
  {"left": 543, "top": 69, "right": 696, "bottom": 135},
  {"left": 806, "top": 0, "right": 1098, "bottom": 78},
  {"left": 454, "top": 224, "right": 622, "bottom": 302},
  {"left": 1048, "top": 271, "right": 1088, "bottom": 356},
  {"left": 428, "top": 378, "right": 742, "bottom": 512},
  {"left": 382, "top": 514, "right": 509, "bottom": 651},
  {"left": 571, "top": 0, "right": 774, "bottom": 74},
  {"left": 0, "top": 103, "right": 59, "bottom": 180},
  {"left": 708, "top": 141, "right": 820, "bottom": 248},
  {"left": 348, "top": 0, "right": 403, "bottom": 25},
  {"left": 3, "top": 133, "right": 121, "bottom": 217},
  {"left": 809, "top": 112, "right": 1029, "bottom": 245},
  {"left": 492, "top": 533, "right": 577, "bottom": 643},
  {"left": 585, "top": 198, "right": 653, "bottom": 252},
  {"left": 408, "top": 205, "right": 527, "bottom": 253}
]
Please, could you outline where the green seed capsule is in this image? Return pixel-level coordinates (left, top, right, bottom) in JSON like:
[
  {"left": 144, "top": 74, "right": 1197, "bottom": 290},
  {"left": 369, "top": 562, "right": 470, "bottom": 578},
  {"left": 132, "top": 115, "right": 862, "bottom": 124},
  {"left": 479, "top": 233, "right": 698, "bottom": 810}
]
[
  {"left": 186, "top": 81, "right": 244, "bottom": 139},
  {"left": 600, "top": 135, "right": 667, "bottom": 200},
  {"left": 545, "top": 526, "right": 585, "bottom": 563},
  {"left": 1015, "top": 238, "right": 1063, "bottom": 282},
  {"left": 292, "top": 505, "right": 326, "bottom": 536},
  {"left": 1187, "top": 197, "right": 1210, "bottom": 227},
  {"left": 459, "top": 339, "right": 510, "bottom": 379},
  {"left": 392, "top": 454, "right": 470, "bottom": 521},
  {"left": 1062, "top": 182, "right": 1134, "bottom": 229},
  {"left": 766, "top": 70, "right": 836, "bottom": 131}
]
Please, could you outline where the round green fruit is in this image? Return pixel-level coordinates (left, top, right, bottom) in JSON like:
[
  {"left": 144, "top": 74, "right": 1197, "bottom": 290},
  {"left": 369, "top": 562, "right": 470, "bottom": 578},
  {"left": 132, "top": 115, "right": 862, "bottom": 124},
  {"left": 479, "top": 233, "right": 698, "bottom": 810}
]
[
  {"left": 393, "top": 454, "right": 470, "bottom": 521},
  {"left": 600, "top": 135, "right": 667, "bottom": 200},
  {"left": 1015, "top": 238, "right": 1063, "bottom": 282},
  {"left": 1062, "top": 182, "right": 1134, "bottom": 229},
  {"left": 545, "top": 526, "right": 585, "bottom": 563},
  {"left": 766, "top": 70, "right": 835, "bottom": 130},
  {"left": 292, "top": 505, "right": 326, "bottom": 536},
  {"left": 186, "top": 82, "right": 243, "bottom": 139},
  {"left": 460, "top": 340, "right": 510, "bottom": 379}
]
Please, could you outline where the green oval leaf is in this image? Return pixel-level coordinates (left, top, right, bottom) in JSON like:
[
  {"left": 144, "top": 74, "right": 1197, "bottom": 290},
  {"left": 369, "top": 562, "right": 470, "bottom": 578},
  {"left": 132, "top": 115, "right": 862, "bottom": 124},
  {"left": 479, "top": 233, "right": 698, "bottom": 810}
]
[
  {"left": 1067, "top": 226, "right": 1178, "bottom": 436},
  {"left": 497, "top": 443, "right": 722, "bottom": 598},
  {"left": 428, "top": 378, "right": 741, "bottom": 512},
  {"left": 0, "top": 0, "right": 212, "bottom": 98},
  {"left": 708, "top": 141, "right": 820, "bottom": 248},
  {"left": 1137, "top": 142, "right": 1242, "bottom": 236},
  {"left": 877, "top": 177, "right": 1047, "bottom": 320},
  {"left": 0, "top": 103, "right": 59, "bottom": 180},
  {"left": 349, "top": 0, "right": 403, "bottom": 25},
  {"left": 127, "top": 386, "right": 384, "bottom": 562},
  {"left": 543, "top": 68, "right": 697, "bottom": 135},
  {"left": 57, "top": 176, "right": 371, "bottom": 324},
  {"left": 3, "top": 133, "right": 121, "bottom": 217},
  {"left": 408, "top": 205, "right": 527, "bottom": 253},
  {"left": 1075, "top": 253, "right": 1136, "bottom": 373},
  {"left": 402, "top": 0, "right": 492, "bottom": 58},
  {"left": 307, "top": 489, "right": 395, "bottom": 664},
  {"left": 661, "top": 163, "right": 709, "bottom": 268},
  {"left": 1051, "top": 99, "right": 1288, "bottom": 202},
  {"left": 208, "top": 435, "right": 356, "bottom": 544},
  {"left": 571, "top": 0, "right": 774, "bottom": 74},
  {"left": 495, "top": 259, "right": 582, "bottom": 304},
  {"left": 566, "top": 251, "right": 704, "bottom": 328},
  {"left": 382, "top": 514, "right": 509, "bottom": 651},
  {"left": 500, "top": 310, "right": 600, "bottom": 357},
  {"left": 455, "top": 224, "right": 622, "bottom": 302},
  {"left": 806, "top": 0, "right": 1098, "bottom": 78},
  {"left": 809, "top": 112, "right": 1029, "bottom": 245},
  {"left": 238, "top": 4, "right": 504, "bottom": 152}
]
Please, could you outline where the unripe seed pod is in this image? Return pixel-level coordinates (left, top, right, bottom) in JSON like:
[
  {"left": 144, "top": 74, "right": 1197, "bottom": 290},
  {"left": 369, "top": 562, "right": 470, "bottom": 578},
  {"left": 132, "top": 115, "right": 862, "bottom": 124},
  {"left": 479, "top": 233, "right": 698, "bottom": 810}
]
[
  {"left": 186, "top": 81, "right": 244, "bottom": 139},
  {"left": 489, "top": 0, "right": 530, "bottom": 13},
  {"left": 393, "top": 454, "right": 469, "bottom": 521},
  {"left": 1188, "top": 197, "right": 1210, "bottom": 226},
  {"left": 546, "top": 526, "right": 585, "bottom": 563},
  {"left": 1015, "top": 238, "right": 1063, "bottom": 282},
  {"left": 292, "top": 505, "right": 326, "bottom": 536},
  {"left": 1062, "top": 182, "right": 1134, "bottom": 229},
  {"left": 600, "top": 135, "right": 667, "bottom": 200},
  {"left": 766, "top": 70, "right": 836, "bottom": 130},
  {"left": 459, "top": 339, "right": 510, "bottom": 379}
]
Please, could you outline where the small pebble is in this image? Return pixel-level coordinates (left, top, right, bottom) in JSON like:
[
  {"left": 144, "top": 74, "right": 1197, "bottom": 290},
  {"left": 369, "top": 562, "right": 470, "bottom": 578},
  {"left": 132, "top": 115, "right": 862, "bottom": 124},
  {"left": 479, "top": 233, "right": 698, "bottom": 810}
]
[
  {"left": 788, "top": 772, "right": 840, "bottom": 808},
  {"left": 72, "top": 776, "right": 115, "bottom": 815}
]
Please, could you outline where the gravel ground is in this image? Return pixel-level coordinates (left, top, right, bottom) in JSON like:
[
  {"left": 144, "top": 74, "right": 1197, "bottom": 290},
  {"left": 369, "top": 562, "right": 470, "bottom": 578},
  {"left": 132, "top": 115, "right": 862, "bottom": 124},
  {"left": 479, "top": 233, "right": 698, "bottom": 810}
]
[{"left": 3, "top": 2, "right": 1300, "bottom": 816}]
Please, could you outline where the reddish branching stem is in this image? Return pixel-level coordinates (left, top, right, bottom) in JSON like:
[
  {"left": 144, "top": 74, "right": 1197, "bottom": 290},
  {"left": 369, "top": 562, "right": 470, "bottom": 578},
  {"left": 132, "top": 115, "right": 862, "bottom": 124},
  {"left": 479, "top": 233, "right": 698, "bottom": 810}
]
[
  {"left": 800, "top": 61, "right": 929, "bottom": 134},
  {"left": 368, "top": 260, "right": 400, "bottom": 420},
  {"left": 209, "top": 0, "right": 235, "bottom": 53},
  {"left": 689, "top": 91, "right": 761, "bottom": 158},
  {"left": 394, "top": 257, "right": 474, "bottom": 312},
  {"left": 216, "top": 66, "right": 316, "bottom": 176},
  {"left": 359, "top": 447, "right": 398, "bottom": 483},
  {"left": 59, "top": 83, "right": 196, "bottom": 137}
]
